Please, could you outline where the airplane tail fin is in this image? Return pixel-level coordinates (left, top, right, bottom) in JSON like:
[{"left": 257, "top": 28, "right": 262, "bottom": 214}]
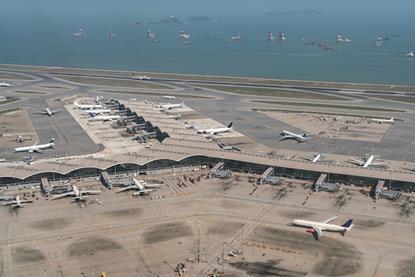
[
  {"left": 49, "top": 138, "right": 56, "bottom": 144},
  {"left": 341, "top": 219, "right": 353, "bottom": 228},
  {"left": 227, "top": 122, "right": 233, "bottom": 128}
]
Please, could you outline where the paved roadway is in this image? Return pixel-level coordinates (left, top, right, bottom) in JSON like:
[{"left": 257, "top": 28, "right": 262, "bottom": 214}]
[{"left": 1, "top": 68, "right": 415, "bottom": 162}]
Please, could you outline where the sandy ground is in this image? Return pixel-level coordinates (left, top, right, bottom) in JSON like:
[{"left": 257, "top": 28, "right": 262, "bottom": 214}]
[
  {"left": 261, "top": 111, "right": 391, "bottom": 142},
  {"left": 1, "top": 172, "right": 414, "bottom": 276},
  {"left": 0, "top": 109, "right": 38, "bottom": 148}
]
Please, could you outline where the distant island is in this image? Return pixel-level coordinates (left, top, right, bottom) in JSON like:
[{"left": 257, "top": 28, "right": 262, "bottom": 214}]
[
  {"left": 265, "top": 9, "right": 322, "bottom": 16},
  {"left": 187, "top": 16, "right": 215, "bottom": 22},
  {"left": 149, "top": 15, "right": 183, "bottom": 25}
]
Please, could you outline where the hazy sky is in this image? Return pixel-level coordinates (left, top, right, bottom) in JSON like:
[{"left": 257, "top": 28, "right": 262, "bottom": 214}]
[{"left": 3, "top": 0, "right": 415, "bottom": 21}]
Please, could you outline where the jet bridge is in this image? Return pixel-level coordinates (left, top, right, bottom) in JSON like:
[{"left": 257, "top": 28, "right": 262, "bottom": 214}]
[
  {"left": 372, "top": 180, "right": 385, "bottom": 200},
  {"left": 100, "top": 171, "right": 112, "bottom": 189},
  {"left": 258, "top": 167, "right": 274, "bottom": 185},
  {"left": 313, "top": 173, "right": 328, "bottom": 192},
  {"left": 40, "top": 177, "right": 53, "bottom": 197}
]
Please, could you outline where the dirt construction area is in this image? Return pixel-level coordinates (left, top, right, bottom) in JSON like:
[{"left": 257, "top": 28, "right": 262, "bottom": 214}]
[
  {"left": 0, "top": 109, "right": 38, "bottom": 148},
  {"left": 1, "top": 171, "right": 415, "bottom": 277},
  {"left": 261, "top": 111, "right": 392, "bottom": 142}
]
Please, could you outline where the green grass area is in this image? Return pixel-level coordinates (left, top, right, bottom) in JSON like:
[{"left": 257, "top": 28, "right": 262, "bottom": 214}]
[
  {"left": 372, "top": 95, "right": 415, "bottom": 104},
  {"left": 99, "top": 90, "right": 212, "bottom": 99},
  {"left": 252, "top": 100, "right": 404, "bottom": 112},
  {"left": 14, "top": 90, "right": 46, "bottom": 95},
  {"left": 0, "top": 108, "right": 19, "bottom": 114},
  {"left": 0, "top": 72, "right": 34, "bottom": 80},
  {"left": 0, "top": 97, "right": 20, "bottom": 105},
  {"left": 55, "top": 75, "right": 172, "bottom": 90},
  {"left": 191, "top": 83, "right": 346, "bottom": 101}
]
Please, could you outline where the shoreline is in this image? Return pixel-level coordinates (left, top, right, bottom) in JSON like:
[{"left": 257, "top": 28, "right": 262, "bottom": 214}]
[{"left": 1, "top": 63, "right": 415, "bottom": 93}]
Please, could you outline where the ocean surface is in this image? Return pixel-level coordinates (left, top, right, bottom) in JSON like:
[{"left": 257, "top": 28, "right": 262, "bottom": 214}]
[{"left": 0, "top": 14, "right": 414, "bottom": 84}]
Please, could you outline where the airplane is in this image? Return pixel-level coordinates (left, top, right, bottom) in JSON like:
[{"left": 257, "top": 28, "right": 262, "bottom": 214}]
[
  {"left": 82, "top": 109, "right": 112, "bottom": 116},
  {"left": 162, "top": 95, "right": 176, "bottom": 100},
  {"left": 2, "top": 195, "right": 33, "bottom": 208},
  {"left": 197, "top": 122, "right": 233, "bottom": 135},
  {"left": 13, "top": 135, "right": 32, "bottom": 143},
  {"left": 14, "top": 138, "right": 55, "bottom": 153},
  {"left": 289, "top": 216, "right": 353, "bottom": 240},
  {"left": 88, "top": 115, "right": 121, "bottom": 122},
  {"left": 370, "top": 117, "right": 394, "bottom": 124},
  {"left": 34, "top": 107, "right": 60, "bottom": 116},
  {"left": 349, "top": 154, "right": 384, "bottom": 168},
  {"left": 306, "top": 153, "right": 325, "bottom": 163},
  {"left": 116, "top": 178, "right": 161, "bottom": 196},
  {"left": 156, "top": 102, "right": 185, "bottom": 110},
  {"left": 73, "top": 101, "right": 103, "bottom": 110},
  {"left": 52, "top": 185, "right": 101, "bottom": 201},
  {"left": 0, "top": 81, "right": 11, "bottom": 87},
  {"left": 280, "top": 130, "right": 311, "bottom": 142}
]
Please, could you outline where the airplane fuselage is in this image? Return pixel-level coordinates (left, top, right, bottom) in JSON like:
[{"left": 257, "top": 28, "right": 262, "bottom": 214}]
[
  {"left": 363, "top": 155, "right": 375, "bottom": 168},
  {"left": 15, "top": 142, "right": 54, "bottom": 153},
  {"left": 198, "top": 127, "right": 231, "bottom": 135},
  {"left": 293, "top": 219, "right": 350, "bottom": 233}
]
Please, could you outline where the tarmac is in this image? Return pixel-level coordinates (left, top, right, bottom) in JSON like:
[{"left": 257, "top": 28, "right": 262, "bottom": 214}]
[{"left": 1, "top": 171, "right": 415, "bottom": 276}]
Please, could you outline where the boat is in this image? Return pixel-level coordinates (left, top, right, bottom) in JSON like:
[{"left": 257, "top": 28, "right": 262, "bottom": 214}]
[
  {"left": 406, "top": 51, "right": 415, "bottom": 57},
  {"left": 336, "top": 34, "right": 351, "bottom": 43},
  {"left": 231, "top": 33, "right": 242, "bottom": 41},
  {"left": 108, "top": 31, "right": 116, "bottom": 39},
  {"left": 179, "top": 31, "right": 190, "bottom": 40},
  {"left": 267, "top": 32, "right": 275, "bottom": 41},
  {"left": 302, "top": 37, "right": 314, "bottom": 45},
  {"left": 73, "top": 28, "right": 86, "bottom": 37},
  {"left": 279, "top": 32, "right": 286, "bottom": 41}
]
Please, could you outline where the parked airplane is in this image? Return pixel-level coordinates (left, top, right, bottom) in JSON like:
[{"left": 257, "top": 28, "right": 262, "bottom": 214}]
[
  {"left": 73, "top": 101, "right": 103, "bottom": 110},
  {"left": 162, "top": 95, "right": 176, "bottom": 100},
  {"left": 350, "top": 154, "right": 384, "bottom": 168},
  {"left": 2, "top": 195, "right": 33, "bottom": 208},
  {"left": 14, "top": 138, "right": 55, "bottom": 153},
  {"left": 370, "top": 117, "right": 394, "bottom": 124},
  {"left": 306, "top": 153, "right": 325, "bottom": 163},
  {"left": 82, "top": 109, "right": 112, "bottom": 116},
  {"left": 52, "top": 185, "right": 101, "bottom": 201},
  {"left": 116, "top": 178, "right": 161, "bottom": 196},
  {"left": 34, "top": 107, "right": 60, "bottom": 116},
  {"left": 197, "top": 122, "right": 233, "bottom": 135},
  {"left": 13, "top": 135, "right": 32, "bottom": 143},
  {"left": 0, "top": 81, "right": 11, "bottom": 87},
  {"left": 280, "top": 130, "right": 311, "bottom": 142},
  {"left": 156, "top": 102, "right": 185, "bottom": 110},
  {"left": 289, "top": 216, "right": 353, "bottom": 240},
  {"left": 88, "top": 115, "right": 121, "bottom": 122}
]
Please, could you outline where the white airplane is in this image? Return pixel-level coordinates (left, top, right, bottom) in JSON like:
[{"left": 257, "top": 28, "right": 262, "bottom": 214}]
[
  {"left": 82, "top": 109, "right": 112, "bottom": 116},
  {"left": 52, "top": 185, "right": 101, "bottom": 201},
  {"left": 280, "top": 130, "right": 311, "bottom": 142},
  {"left": 157, "top": 102, "right": 185, "bottom": 110},
  {"left": 197, "top": 122, "right": 233, "bottom": 135},
  {"left": 289, "top": 216, "right": 353, "bottom": 240},
  {"left": 0, "top": 81, "right": 11, "bottom": 87},
  {"left": 116, "top": 178, "right": 161, "bottom": 196},
  {"left": 14, "top": 138, "right": 55, "bottom": 153},
  {"left": 2, "top": 195, "right": 33, "bottom": 208},
  {"left": 162, "top": 95, "right": 176, "bottom": 100},
  {"left": 34, "top": 107, "right": 60, "bottom": 116},
  {"left": 73, "top": 101, "right": 103, "bottom": 110},
  {"left": 350, "top": 154, "right": 384, "bottom": 168},
  {"left": 370, "top": 117, "right": 394, "bottom": 124},
  {"left": 88, "top": 115, "right": 121, "bottom": 122},
  {"left": 307, "top": 153, "right": 325, "bottom": 163}
]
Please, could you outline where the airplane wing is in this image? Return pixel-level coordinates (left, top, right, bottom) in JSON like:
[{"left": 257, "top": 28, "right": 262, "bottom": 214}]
[
  {"left": 19, "top": 199, "right": 34, "bottom": 204},
  {"left": 144, "top": 183, "right": 162, "bottom": 188},
  {"left": 322, "top": 216, "right": 338, "bottom": 224},
  {"left": 52, "top": 191, "right": 75, "bottom": 200},
  {"left": 133, "top": 189, "right": 155, "bottom": 196},
  {"left": 33, "top": 111, "right": 47, "bottom": 115},
  {"left": 2, "top": 200, "right": 17, "bottom": 206},
  {"left": 33, "top": 148, "right": 43, "bottom": 154},
  {"left": 116, "top": 186, "right": 134, "bottom": 193},
  {"left": 349, "top": 159, "right": 364, "bottom": 166},
  {"left": 80, "top": 190, "right": 101, "bottom": 195},
  {"left": 51, "top": 109, "right": 61, "bottom": 114},
  {"left": 311, "top": 225, "right": 324, "bottom": 240}
]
